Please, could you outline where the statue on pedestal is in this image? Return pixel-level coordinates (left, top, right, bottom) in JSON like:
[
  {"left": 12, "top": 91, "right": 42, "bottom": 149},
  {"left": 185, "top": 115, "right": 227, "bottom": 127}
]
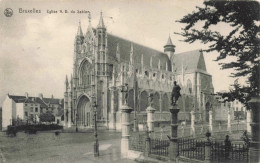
[
  {"left": 121, "top": 83, "right": 129, "bottom": 105},
  {"left": 148, "top": 93, "right": 154, "bottom": 107},
  {"left": 171, "top": 81, "right": 181, "bottom": 106}
]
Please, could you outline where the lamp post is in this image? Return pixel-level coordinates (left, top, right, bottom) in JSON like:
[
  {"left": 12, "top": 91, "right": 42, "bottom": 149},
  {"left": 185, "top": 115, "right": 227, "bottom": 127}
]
[
  {"left": 76, "top": 113, "right": 78, "bottom": 133},
  {"left": 93, "top": 101, "right": 99, "bottom": 157}
]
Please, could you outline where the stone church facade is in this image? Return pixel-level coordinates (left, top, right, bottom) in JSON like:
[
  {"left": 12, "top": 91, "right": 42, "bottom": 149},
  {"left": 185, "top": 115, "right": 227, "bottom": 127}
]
[{"left": 64, "top": 13, "right": 214, "bottom": 129}]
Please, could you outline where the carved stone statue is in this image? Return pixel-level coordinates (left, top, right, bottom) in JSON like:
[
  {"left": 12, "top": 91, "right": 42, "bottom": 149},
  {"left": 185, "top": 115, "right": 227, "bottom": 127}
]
[
  {"left": 148, "top": 93, "right": 154, "bottom": 107},
  {"left": 171, "top": 81, "right": 181, "bottom": 105},
  {"left": 121, "top": 83, "right": 129, "bottom": 105}
]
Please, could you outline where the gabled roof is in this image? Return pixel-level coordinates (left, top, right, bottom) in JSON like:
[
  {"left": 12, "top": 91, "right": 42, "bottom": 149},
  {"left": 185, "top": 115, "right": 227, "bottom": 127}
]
[
  {"left": 107, "top": 34, "right": 171, "bottom": 71},
  {"left": 8, "top": 95, "right": 63, "bottom": 108},
  {"left": 171, "top": 50, "right": 208, "bottom": 74}
]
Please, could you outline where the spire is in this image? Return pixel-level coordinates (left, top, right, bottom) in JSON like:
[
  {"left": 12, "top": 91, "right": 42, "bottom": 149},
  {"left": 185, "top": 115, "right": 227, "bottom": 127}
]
[
  {"left": 77, "top": 20, "right": 83, "bottom": 36},
  {"left": 87, "top": 12, "right": 92, "bottom": 31},
  {"left": 70, "top": 74, "right": 73, "bottom": 88},
  {"left": 97, "top": 11, "right": 105, "bottom": 29},
  {"left": 150, "top": 56, "right": 153, "bottom": 68},
  {"left": 65, "top": 75, "right": 69, "bottom": 90},
  {"left": 116, "top": 43, "right": 120, "bottom": 62},
  {"left": 130, "top": 43, "right": 133, "bottom": 65},
  {"left": 165, "top": 35, "right": 173, "bottom": 46}
]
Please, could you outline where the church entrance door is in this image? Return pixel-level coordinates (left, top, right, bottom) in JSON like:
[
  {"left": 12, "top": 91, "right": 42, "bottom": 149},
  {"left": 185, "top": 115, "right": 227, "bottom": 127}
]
[{"left": 77, "top": 95, "right": 91, "bottom": 127}]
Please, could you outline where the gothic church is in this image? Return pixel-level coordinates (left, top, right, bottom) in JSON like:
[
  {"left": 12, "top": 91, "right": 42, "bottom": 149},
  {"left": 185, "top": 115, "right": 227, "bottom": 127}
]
[{"left": 64, "top": 12, "right": 214, "bottom": 129}]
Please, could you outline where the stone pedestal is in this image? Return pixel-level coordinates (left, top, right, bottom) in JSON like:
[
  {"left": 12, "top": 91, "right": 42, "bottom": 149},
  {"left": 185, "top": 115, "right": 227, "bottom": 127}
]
[
  {"left": 146, "top": 106, "right": 156, "bottom": 133},
  {"left": 120, "top": 105, "right": 133, "bottom": 158},
  {"left": 205, "top": 141, "right": 211, "bottom": 163},
  {"left": 227, "top": 110, "right": 231, "bottom": 133},
  {"left": 190, "top": 110, "right": 195, "bottom": 137},
  {"left": 246, "top": 109, "right": 251, "bottom": 134},
  {"left": 248, "top": 97, "right": 260, "bottom": 163},
  {"left": 209, "top": 111, "right": 213, "bottom": 134},
  {"left": 169, "top": 105, "right": 180, "bottom": 162}
]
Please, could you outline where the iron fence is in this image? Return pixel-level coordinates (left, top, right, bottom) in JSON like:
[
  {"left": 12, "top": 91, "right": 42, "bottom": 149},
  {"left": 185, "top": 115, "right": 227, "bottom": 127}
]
[
  {"left": 150, "top": 138, "right": 169, "bottom": 157},
  {"left": 129, "top": 134, "right": 146, "bottom": 152},
  {"left": 211, "top": 141, "right": 248, "bottom": 162},
  {"left": 178, "top": 138, "right": 206, "bottom": 161}
]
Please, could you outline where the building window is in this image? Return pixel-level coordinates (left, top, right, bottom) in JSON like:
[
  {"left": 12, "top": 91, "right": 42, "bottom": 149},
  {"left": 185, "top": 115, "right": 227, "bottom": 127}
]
[
  {"left": 236, "top": 107, "right": 238, "bottom": 111},
  {"left": 25, "top": 112, "right": 28, "bottom": 116},
  {"left": 31, "top": 104, "right": 33, "bottom": 106},
  {"left": 145, "top": 71, "right": 149, "bottom": 77},
  {"left": 35, "top": 108, "right": 38, "bottom": 112},
  {"left": 153, "top": 73, "right": 156, "bottom": 77},
  {"left": 25, "top": 103, "right": 27, "bottom": 106},
  {"left": 30, "top": 107, "right": 34, "bottom": 112},
  {"left": 162, "top": 74, "right": 164, "bottom": 79}
]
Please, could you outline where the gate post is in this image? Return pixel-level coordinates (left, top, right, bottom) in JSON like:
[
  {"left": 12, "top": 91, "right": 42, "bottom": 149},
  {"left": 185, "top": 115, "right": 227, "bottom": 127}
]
[
  {"left": 209, "top": 110, "right": 213, "bottom": 134},
  {"left": 190, "top": 110, "right": 195, "bottom": 137},
  {"left": 169, "top": 105, "right": 180, "bottom": 162},
  {"left": 246, "top": 109, "right": 251, "bottom": 134},
  {"left": 227, "top": 110, "right": 231, "bottom": 133},
  {"left": 146, "top": 106, "right": 156, "bottom": 134},
  {"left": 248, "top": 97, "right": 260, "bottom": 163},
  {"left": 120, "top": 105, "right": 133, "bottom": 158}
]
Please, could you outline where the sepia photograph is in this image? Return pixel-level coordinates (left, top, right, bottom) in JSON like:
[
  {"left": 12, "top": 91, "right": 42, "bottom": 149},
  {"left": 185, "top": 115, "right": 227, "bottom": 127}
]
[{"left": 0, "top": 0, "right": 259, "bottom": 162}]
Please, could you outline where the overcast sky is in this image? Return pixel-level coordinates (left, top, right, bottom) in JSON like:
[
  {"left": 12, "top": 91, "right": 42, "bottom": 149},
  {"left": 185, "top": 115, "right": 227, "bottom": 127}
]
[{"left": 0, "top": 0, "right": 241, "bottom": 105}]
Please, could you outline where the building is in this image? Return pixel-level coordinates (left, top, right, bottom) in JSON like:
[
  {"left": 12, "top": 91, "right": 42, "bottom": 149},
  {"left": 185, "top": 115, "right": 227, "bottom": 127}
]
[
  {"left": 231, "top": 99, "right": 246, "bottom": 120},
  {"left": 1, "top": 93, "right": 63, "bottom": 130},
  {"left": 63, "top": 12, "right": 215, "bottom": 129}
]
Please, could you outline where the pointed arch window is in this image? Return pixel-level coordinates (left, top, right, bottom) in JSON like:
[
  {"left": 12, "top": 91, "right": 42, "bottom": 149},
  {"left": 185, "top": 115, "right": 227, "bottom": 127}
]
[
  {"left": 187, "top": 79, "right": 192, "bottom": 94},
  {"left": 79, "top": 60, "right": 92, "bottom": 87}
]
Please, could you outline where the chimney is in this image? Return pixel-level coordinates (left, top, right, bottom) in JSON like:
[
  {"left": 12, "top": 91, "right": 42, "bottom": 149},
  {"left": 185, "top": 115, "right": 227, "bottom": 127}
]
[
  {"left": 25, "top": 92, "right": 29, "bottom": 99},
  {"left": 51, "top": 94, "right": 54, "bottom": 99}
]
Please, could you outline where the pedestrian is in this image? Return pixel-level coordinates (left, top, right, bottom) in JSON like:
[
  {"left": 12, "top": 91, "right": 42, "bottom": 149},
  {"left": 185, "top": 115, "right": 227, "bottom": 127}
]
[{"left": 224, "top": 135, "right": 232, "bottom": 160}]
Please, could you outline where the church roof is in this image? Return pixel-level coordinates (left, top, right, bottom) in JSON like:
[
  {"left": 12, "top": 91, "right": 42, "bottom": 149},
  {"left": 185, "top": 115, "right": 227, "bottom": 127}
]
[
  {"left": 107, "top": 34, "right": 171, "bottom": 71},
  {"left": 171, "top": 50, "right": 208, "bottom": 74}
]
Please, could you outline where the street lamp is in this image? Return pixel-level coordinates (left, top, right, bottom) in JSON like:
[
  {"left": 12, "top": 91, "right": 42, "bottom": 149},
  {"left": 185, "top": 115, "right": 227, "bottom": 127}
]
[
  {"left": 92, "top": 101, "right": 99, "bottom": 157},
  {"left": 76, "top": 113, "right": 78, "bottom": 133}
]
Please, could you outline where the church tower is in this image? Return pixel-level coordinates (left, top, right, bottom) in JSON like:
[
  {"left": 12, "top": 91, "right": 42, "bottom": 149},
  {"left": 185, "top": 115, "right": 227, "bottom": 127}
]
[
  {"left": 95, "top": 12, "right": 109, "bottom": 124},
  {"left": 164, "top": 36, "right": 175, "bottom": 59}
]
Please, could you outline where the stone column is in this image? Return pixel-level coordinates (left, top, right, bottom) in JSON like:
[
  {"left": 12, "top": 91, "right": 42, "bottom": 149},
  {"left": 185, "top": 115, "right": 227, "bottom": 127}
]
[
  {"left": 120, "top": 105, "right": 133, "bottom": 158},
  {"left": 205, "top": 141, "right": 211, "bottom": 163},
  {"left": 248, "top": 97, "right": 260, "bottom": 163},
  {"left": 246, "top": 109, "right": 251, "bottom": 134},
  {"left": 109, "top": 87, "right": 116, "bottom": 130},
  {"left": 209, "top": 110, "right": 213, "bottom": 134},
  {"left": 227, "top": 110, "right": 231, "bottom": 133},
  {"left": 169, "top": 105, "right": 180, "bottom": 162},
  {"left": 146, "top": 106, "right": 156, "bottom": 134},
  {"left": 190, "top": 110, "right": 195, "bottom": 137}
]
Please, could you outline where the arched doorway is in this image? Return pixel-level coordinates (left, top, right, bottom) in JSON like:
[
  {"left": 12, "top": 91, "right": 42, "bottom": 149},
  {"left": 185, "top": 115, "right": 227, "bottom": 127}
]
[
  {"left": 77, "top": 95, "right": 91, "bottom": 127},
  {"left": 206, "top": 102, "right": 210, "bottom": 122},
  {"left": 140, "top": 91, "right": 148, "bottom": 112}
]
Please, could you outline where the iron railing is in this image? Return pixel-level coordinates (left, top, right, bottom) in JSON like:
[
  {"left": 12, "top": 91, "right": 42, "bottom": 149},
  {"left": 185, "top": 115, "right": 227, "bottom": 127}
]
[
  {"left": 150, "top": 138, "right": 169, "bottom": 157},
  {"left": 211, "top": 141, "right": 248, "bottom": 162},
  {"left": 178, "top": 138, "right": 206, "bottom": 161},
  {"left": 129, "top": 134, "right": 146, "bottom": 152}
]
